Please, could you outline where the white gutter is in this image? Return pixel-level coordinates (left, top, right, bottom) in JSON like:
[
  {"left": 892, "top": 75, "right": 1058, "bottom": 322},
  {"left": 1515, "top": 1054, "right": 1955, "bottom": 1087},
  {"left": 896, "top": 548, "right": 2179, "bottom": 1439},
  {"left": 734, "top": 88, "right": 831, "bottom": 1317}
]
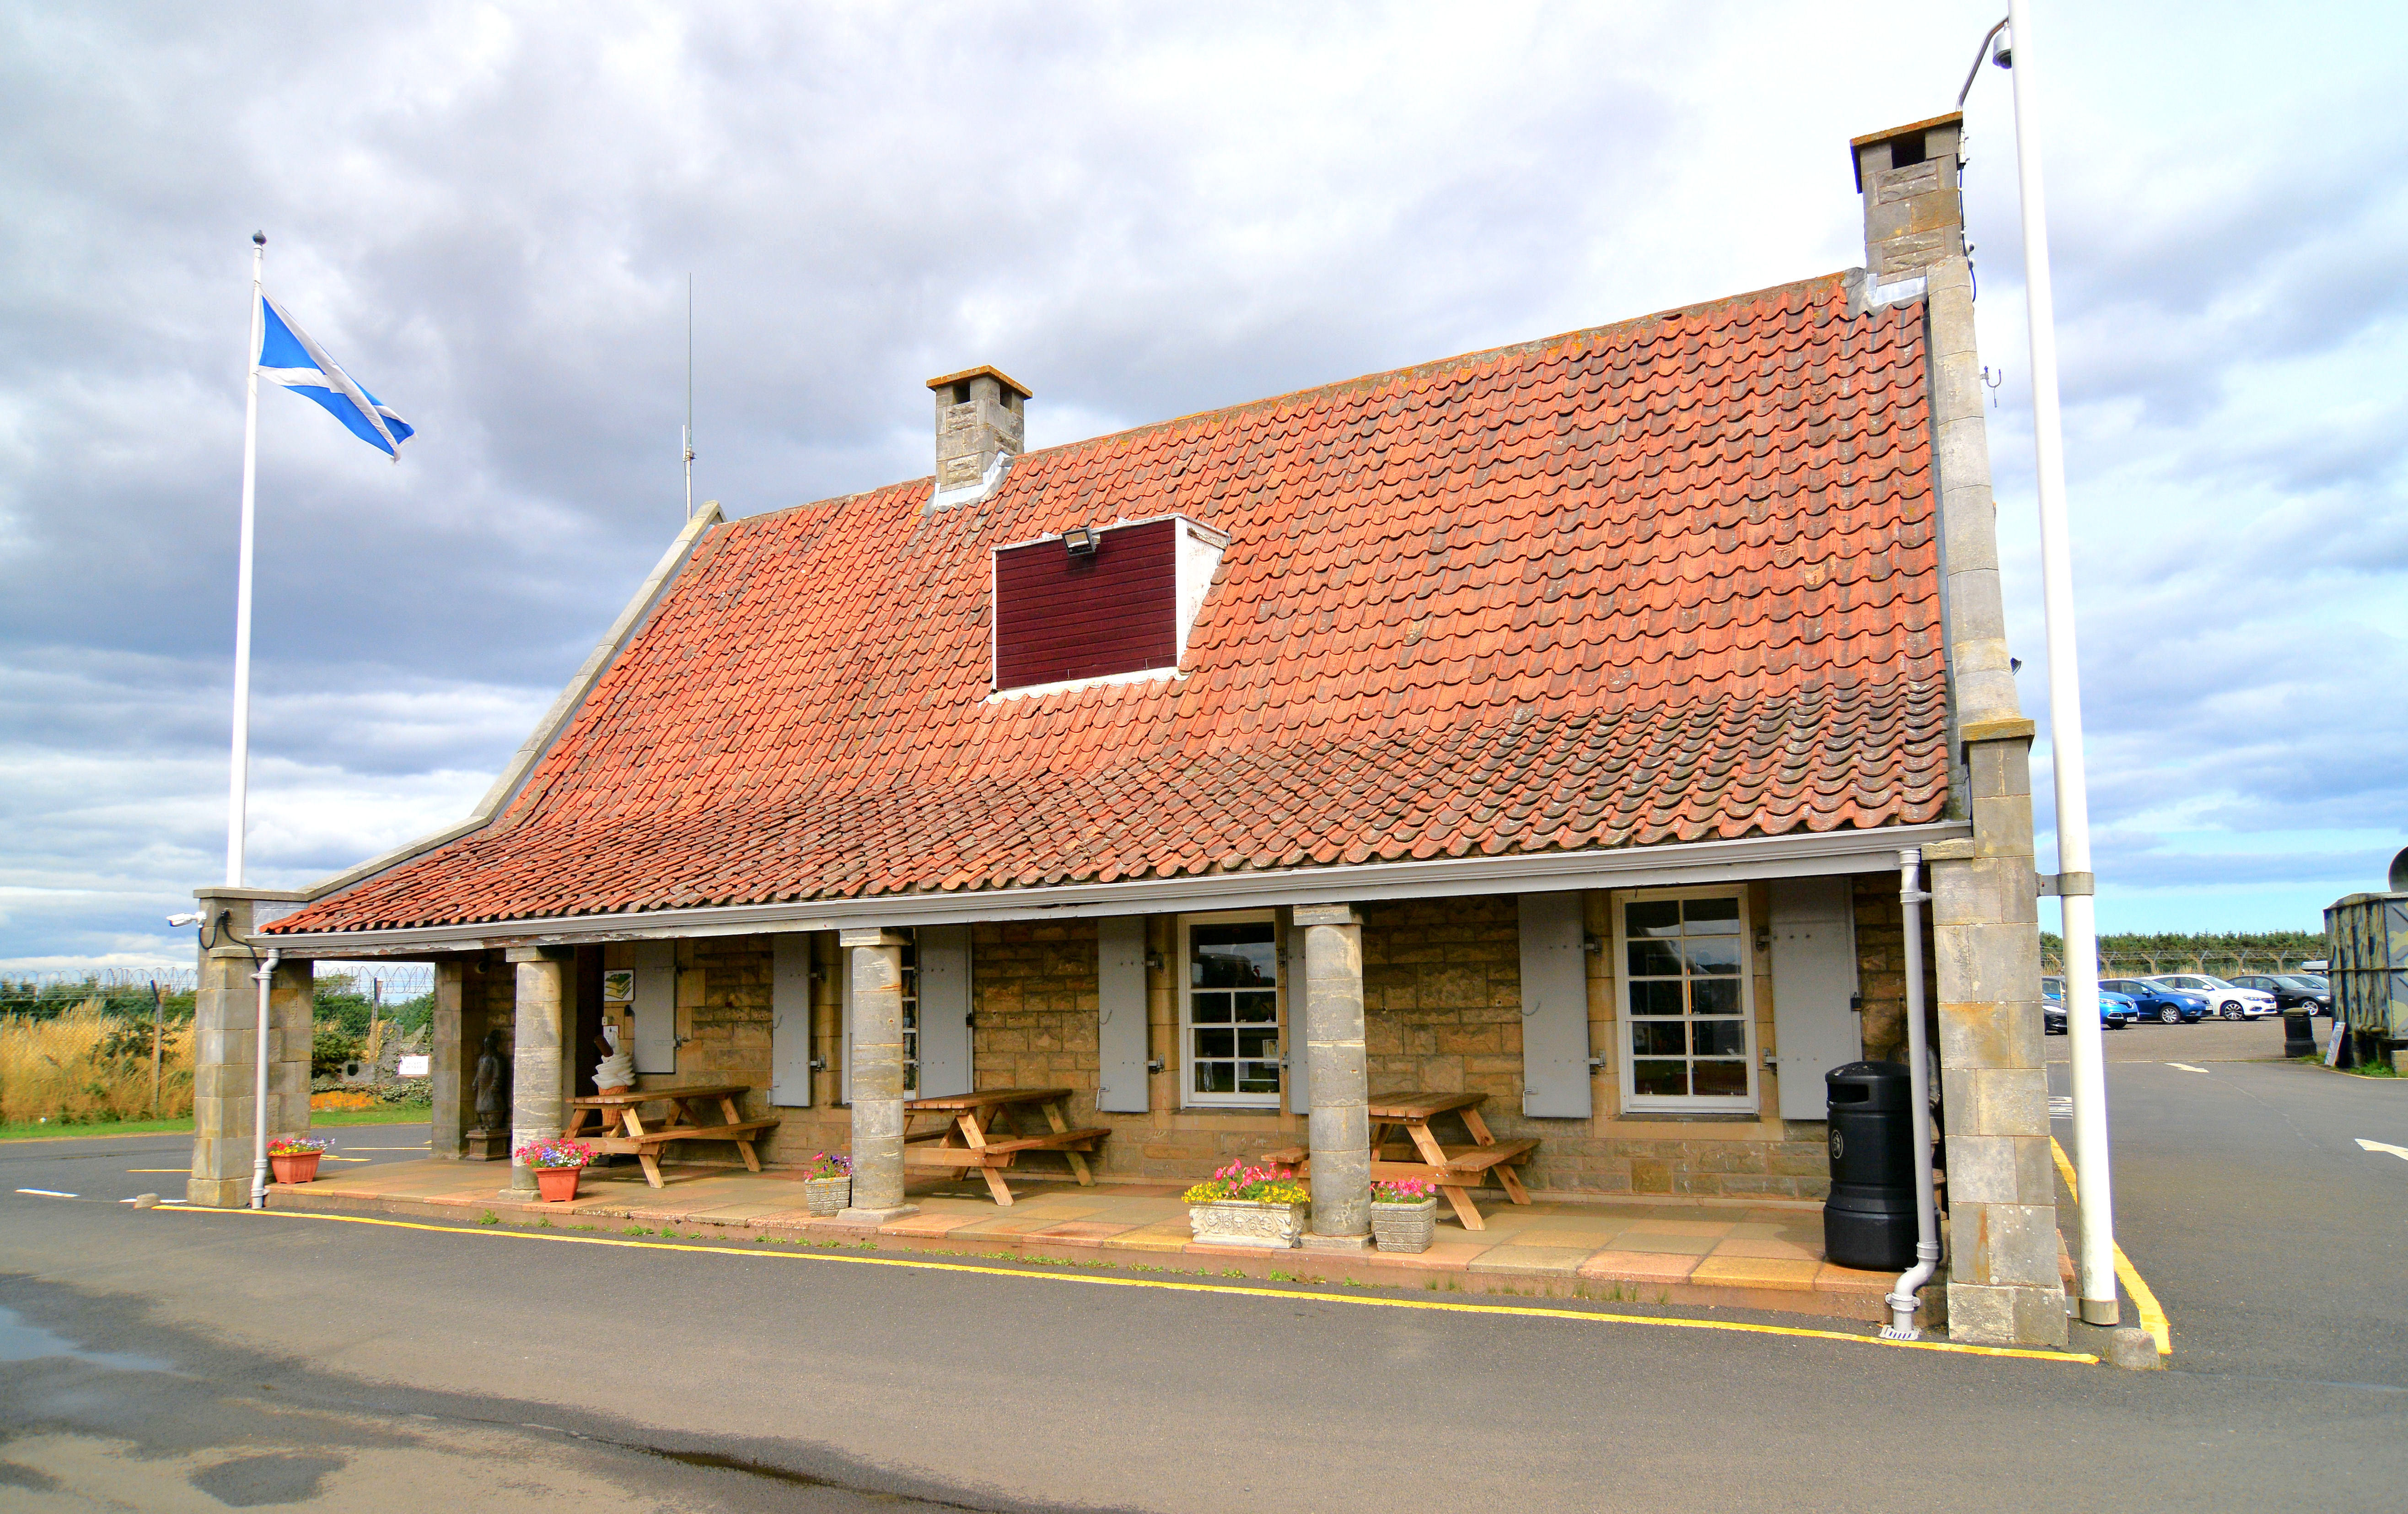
[
  {"left": 248, "top": 947, "right": 281, "bottom": 1210},
  {"left": 258, "top": 819, "right": 1973, "bottom": 958},
  {"left": 1881, "top": 847, "right": 1940, "bottom": 1340}
]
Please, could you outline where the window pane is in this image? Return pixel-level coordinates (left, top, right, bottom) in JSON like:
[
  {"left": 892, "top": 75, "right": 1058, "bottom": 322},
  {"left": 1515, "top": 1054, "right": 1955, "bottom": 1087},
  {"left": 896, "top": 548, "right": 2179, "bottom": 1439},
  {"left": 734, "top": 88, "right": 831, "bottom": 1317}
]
[
  {"left": 1237, "top": 1027, "right": 1279, "bottom": 1059},
  {"left": 1682, "top": 897, "right": 1741, "bottom": 930},
  {"left": 1194, "top": 1061, "right": 1235, "bottom": 1094},
  {"left": 1238, "top": 1062, "right": 1281, "bottom": 1094},
  {"left": 1627, "top": 939, "right": 1683, "bottom": 978},
  {"left": 1692, "top": 1060, "right": 1748, "bottom": 1096},
  {"left": 1684, "top": 938, "right": 1742, "bottom": 976},
  {"left": 1693, "top": 1018, "right": 1747, "bottom": 1056},
  {"left": 1192, "top": 997, "right": 1232, "bottom": 1024},
  {"left": 1195, "top": 1028, "right": 1235, "bottom": 1059},
  {"left": 1632, "top": 1021, "right": 1687, "bottom": 1056},
  {"left": 1192, "top": 924, "right": 1278, "bottom": 987},
  {"left": 1632, "top": 1060, "right": 1688, "bottom": 1097},
  {"left": 1233, "top": 990, "right": 1278, "bottom": 1024},
  {"left": 1626, "top": 900, "right": 1682, "bottom": 937},
  {"left": 1629, "top": 980, "right": 1685, "bottom": 1018},
  {"left": 1692, "top": 979, "right": 1742, "bottom": 1017}
]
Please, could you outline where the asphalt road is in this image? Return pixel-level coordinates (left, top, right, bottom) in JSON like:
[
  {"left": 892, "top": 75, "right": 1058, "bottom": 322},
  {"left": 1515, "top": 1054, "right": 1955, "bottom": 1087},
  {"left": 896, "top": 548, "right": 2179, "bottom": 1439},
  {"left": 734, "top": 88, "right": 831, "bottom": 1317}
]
[{"left": 4, "top": 1092, "right": 2405, "bottom": 1514}]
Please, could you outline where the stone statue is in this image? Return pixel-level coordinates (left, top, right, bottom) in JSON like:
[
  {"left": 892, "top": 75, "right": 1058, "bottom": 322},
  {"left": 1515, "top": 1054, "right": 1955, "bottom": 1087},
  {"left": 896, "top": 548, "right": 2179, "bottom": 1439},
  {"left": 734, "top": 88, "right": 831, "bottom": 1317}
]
[{"left": 472, "top": 1029, "right": 507, "bottom": 1131}]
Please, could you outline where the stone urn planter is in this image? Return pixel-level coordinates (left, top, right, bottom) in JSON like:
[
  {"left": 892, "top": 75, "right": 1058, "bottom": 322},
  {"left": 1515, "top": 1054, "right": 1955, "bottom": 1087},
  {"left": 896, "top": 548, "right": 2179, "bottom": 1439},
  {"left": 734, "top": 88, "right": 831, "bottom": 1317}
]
[
  {"left": 1371, "top": 1197, "right": 1439, "bottom": 1254},
  {"left": 535, "top": 1166, "right": 583, "bottom": 1203},
  {"left": 1188, "top": 1199, "right": 1309, "bottom": 1249},
  {"left": 803, "top": 1176, "right": 852, "bottom": 1217},
  {"left": 267, "top": 1148, "right": 322, "bottom": 1184}
]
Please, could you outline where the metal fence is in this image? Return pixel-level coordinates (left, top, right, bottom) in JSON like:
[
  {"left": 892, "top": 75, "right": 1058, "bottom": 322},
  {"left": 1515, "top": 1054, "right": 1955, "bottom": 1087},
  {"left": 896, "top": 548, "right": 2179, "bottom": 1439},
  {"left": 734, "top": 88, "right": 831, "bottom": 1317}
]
[{"left": 0, "top": 962, "right": 434, "bottom": 1020}]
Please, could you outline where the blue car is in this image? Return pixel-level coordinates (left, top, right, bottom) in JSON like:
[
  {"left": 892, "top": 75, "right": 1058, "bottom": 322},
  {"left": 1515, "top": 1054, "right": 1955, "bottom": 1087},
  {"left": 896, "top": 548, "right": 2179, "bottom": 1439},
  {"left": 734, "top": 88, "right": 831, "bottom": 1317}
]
[
  {"left": 2100, "top": 978, "right": 2210, "bottom": 1025},
  {"left": 2042, "top": 977, "right": 2134, "bottom": 1034}
]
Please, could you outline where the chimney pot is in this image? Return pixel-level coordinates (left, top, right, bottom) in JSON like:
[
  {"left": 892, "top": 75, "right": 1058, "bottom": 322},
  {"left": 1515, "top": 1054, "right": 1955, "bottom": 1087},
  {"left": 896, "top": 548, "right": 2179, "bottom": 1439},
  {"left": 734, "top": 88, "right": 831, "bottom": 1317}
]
[{"left": 927, "top": 364, "right": 1031, "bottom": 509}]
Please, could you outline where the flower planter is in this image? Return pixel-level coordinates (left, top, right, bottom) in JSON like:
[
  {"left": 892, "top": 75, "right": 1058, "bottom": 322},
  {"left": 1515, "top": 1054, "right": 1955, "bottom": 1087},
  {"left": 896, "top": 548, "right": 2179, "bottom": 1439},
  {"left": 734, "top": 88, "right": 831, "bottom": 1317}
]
[
  {"left": 1188, "top": 1199, "right": 1309, "bottom": 1249},
  {"left": 534, "top": 1166, "right": 583, "bottom": 1203},
  {"left": 803, "top": 1176, "right": 852, "bottom": 1217},
  {"left": 1371, "top": 1197, "right": 1439, "bottom": 1253},
  {"left": 268, "top": 1151, "right": 322, "bottom": 1185}
]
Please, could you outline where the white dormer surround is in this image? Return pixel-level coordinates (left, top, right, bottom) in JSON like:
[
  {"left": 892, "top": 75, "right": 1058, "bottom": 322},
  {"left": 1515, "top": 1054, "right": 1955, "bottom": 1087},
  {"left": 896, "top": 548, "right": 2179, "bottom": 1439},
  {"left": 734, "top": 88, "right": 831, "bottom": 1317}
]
[{"left": 928, "top": 365, "right": 1031, "bottom": 510}]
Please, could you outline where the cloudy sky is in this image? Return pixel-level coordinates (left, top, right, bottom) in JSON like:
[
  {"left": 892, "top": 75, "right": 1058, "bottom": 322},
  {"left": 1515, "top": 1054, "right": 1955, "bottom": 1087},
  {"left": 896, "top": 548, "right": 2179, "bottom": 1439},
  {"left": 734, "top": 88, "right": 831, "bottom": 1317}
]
[{"left": 4, "top": 1, "right": 2402, "bottom": 973}]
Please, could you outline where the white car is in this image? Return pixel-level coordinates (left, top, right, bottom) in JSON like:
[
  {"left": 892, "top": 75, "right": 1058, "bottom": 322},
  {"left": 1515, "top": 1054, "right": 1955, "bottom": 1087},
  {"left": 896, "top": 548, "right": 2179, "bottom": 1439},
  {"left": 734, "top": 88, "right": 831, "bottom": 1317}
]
[{"left": 2143, "top": 974, "right": 2279, "bottom": 1020}]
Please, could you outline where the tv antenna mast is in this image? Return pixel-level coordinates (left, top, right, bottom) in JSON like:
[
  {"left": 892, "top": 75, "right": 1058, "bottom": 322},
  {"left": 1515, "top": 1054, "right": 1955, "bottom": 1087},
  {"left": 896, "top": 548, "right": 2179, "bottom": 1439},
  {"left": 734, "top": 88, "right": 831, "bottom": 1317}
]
[{"left": 683, "top": 273, "right": 695, "bottom": 520}]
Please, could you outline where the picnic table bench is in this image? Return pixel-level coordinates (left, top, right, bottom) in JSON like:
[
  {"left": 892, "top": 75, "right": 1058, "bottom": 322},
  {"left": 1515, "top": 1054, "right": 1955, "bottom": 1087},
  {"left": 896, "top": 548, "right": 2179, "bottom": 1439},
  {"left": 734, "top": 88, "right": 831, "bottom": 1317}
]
[
  {"left": 1262, "top": 1090, "right": 1537, "bottom": 1230},
  {"left": 904, "top": 1087, "right": 1109, "bottom": 1206},
  {"left": 564, "top": 1083, "right": 779, "bottom": 1190}
]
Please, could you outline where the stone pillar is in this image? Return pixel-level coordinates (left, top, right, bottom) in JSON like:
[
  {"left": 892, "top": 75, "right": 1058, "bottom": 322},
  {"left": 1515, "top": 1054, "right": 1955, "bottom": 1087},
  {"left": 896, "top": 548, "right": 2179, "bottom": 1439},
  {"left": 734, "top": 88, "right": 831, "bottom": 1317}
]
[
  {"left": 1927, "top": 729, "right": 2066, "bottom": 1349},
  {"left": 185, "top": 887, "right": 313, "bottom": 1209},
  {"left": 838, "top": 928, "right": 919, "bottom": 1224},
  {"left": 1296, "top": 903, "right": 1370, "bottom": 1251},
  {"left": 504, "top": 947, "right": 568, "bottom": 1197},
  {"left": 430, "top": 959, "right": 468, "bottom": 1159}
]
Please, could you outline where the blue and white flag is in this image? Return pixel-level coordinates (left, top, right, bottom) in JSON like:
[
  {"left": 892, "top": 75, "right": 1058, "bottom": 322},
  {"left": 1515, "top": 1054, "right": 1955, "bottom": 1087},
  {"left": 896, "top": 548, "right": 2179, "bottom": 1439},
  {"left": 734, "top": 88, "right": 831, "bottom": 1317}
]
[{"left": 256, "top": 295, "right": 415, "bottom": 458}]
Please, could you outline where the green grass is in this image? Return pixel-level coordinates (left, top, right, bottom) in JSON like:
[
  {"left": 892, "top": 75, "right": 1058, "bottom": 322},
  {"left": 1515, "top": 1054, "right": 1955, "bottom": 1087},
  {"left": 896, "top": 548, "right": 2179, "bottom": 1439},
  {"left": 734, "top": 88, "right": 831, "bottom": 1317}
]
[{"left": 0, "top": 1104, "right": 430, "bottom": 1143}]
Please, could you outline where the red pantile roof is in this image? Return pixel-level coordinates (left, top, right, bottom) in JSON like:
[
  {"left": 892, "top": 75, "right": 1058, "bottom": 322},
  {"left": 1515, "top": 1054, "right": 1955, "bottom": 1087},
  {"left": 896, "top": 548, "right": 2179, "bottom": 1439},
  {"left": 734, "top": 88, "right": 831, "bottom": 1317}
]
[{"left": 271, "top": 272, "right": 1948, "bottom": 934}]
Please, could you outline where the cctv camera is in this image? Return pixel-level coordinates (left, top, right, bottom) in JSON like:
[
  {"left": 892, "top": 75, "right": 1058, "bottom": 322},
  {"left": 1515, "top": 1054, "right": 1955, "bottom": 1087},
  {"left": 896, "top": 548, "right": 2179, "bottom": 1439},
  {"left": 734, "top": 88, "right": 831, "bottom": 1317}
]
[{"left": 167, "top": 911, "right": 204, "bottom": 927}]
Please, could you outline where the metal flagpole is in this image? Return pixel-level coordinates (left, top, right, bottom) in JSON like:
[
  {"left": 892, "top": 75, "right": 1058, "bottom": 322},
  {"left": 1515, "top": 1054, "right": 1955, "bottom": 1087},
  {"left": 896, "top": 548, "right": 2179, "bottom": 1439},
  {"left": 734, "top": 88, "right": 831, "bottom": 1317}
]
[
  {"left": 227, "top": 232, "right": 266, "bottom": 887},
  {"left": 2003, "top": 0, "right": 2118, "bottom": 1325},
  {"left": 683, "top": 272, "right": 695, "bottom": 521}
]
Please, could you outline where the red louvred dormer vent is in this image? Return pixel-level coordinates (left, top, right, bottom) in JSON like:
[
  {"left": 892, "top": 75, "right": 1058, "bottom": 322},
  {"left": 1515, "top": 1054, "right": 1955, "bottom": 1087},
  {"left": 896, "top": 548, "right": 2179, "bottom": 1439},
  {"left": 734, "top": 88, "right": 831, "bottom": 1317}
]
[{"left": 990, "top": 515, "right": 1227, "bottom": 695}]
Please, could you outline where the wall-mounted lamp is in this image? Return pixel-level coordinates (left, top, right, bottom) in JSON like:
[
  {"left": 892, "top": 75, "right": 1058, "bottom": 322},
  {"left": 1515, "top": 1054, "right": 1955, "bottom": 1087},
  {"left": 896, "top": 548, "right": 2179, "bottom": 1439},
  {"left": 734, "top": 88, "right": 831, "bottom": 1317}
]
[{"left": 1063, "top": 525, "right": 1099, "bottom": 556}]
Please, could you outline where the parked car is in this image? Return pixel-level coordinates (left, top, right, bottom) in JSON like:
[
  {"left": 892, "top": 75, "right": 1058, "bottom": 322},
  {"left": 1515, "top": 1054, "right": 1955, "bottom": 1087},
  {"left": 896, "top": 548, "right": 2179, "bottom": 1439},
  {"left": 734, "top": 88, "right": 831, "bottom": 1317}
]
[
  {"left": 2041, "top": 977, "right": 2134, "bottom": 1034},
  {"left": 2100, "top": 979, "right": 2210, "bottom": 1024},
  {"left": 2230, "top": 973, "right": 2334, "bottom": 1016},
  {"left": 2143, "top": 974, "right": 2278, "bottom": 1020}
]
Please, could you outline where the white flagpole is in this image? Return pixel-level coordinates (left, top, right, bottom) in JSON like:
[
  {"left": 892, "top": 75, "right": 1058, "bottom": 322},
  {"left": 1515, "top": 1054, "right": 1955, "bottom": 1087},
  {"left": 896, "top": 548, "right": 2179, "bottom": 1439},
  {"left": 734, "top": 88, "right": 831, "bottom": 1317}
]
[
  {"left": 2004, "top": 0, "right": 2118, "bottom": 1326},
  {"left": 227, "top": 232, "right": 266, "bottom": 887}
]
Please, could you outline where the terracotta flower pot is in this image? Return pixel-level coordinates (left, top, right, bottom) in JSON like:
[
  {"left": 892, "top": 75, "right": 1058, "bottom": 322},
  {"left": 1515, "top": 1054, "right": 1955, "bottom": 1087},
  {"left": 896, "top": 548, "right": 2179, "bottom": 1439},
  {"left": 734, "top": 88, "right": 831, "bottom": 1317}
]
[
  {"left": 269, "top": 1150, "right": 322, "bottom": 1185},
  {"left": 534, "top": 1166, "right": 583, "bottom": 1203}
]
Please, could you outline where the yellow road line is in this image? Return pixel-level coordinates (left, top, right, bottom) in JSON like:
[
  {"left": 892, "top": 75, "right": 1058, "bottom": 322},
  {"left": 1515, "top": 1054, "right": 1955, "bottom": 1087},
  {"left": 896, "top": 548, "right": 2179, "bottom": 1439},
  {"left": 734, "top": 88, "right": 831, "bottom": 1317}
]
[
  {"left": 157, "top": 1205, "right": 2096, "bottom": 1365},
  {"left": 2051, "top": 1137, "right": 2172, "bottom": 1356}
]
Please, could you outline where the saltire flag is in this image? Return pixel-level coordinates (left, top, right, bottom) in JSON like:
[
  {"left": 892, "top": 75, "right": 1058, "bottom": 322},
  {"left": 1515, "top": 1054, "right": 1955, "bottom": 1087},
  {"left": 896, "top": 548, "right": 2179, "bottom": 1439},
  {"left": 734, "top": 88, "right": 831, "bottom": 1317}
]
[{"left": 256, "top": 295, "right": 415, "bottom": 458}]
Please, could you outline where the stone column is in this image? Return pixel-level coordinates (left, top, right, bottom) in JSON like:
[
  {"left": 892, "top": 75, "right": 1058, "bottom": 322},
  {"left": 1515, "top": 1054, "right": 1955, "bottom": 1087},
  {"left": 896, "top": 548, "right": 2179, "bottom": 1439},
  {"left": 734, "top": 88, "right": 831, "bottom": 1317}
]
[
  {"left": 504, "top": 947, "right": 568, "bottom": 1197},
  {"left": 430, "top": 959, "right": 468, "bottom": 1159},
  {"left": 838, "top": 928, "right": 919, "bottom": 1224},
  {"left": 186, "top": 888, "right": 314, "bottom": 1209},
  {"left": 1296, "top": 903, "right": 1370, "bottom": 1251},
  {"left": 1926, "top": 728, "right": 2066, "bottom": 1349}
]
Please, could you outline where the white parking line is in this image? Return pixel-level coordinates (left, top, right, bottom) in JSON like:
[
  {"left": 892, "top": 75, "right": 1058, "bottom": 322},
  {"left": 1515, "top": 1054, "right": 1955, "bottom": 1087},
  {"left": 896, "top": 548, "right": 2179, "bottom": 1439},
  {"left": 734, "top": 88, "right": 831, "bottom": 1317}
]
[
  {"left": 15, "top": 1188, "right": 77, "bottom": 1197},
  {"left": 2357, "top": 1138, "right": 2408, "bottom": 1163},
  {"left": 2166, "top": 1063, "right": 2209, "bottom": 1074}
]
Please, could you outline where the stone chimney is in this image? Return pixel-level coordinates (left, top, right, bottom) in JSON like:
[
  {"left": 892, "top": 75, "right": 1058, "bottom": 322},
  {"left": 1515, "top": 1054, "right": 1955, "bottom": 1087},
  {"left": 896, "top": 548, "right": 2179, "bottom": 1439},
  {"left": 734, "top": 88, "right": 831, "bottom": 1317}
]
[
  {"left": 927, "top": 364, "right": 1031, "bottom": 509},
  {"left": 1850, "top": 111, "right": 1966, "bottom": 306}
]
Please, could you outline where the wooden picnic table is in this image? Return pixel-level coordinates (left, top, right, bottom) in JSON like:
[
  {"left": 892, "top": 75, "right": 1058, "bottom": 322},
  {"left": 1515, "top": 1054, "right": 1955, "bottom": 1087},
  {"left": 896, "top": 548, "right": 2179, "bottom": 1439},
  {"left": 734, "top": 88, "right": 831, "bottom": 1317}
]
[
  {"left": 903, "top": 1087, "right": 1109, "bottom": 1206},
  {"left": 565, "top": 1083, "right": 779, "bottom": 1190},
  {"left": 1263, "top": 1090, "right": 1537, "bottom": 1231}
]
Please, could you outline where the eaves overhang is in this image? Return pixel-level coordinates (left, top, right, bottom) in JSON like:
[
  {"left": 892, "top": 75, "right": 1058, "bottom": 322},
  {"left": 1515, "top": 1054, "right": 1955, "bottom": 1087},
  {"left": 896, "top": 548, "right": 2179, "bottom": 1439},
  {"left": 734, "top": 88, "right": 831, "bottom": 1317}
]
[{"left": 257, "top": 818, "right": 1971, "bottom": 959}]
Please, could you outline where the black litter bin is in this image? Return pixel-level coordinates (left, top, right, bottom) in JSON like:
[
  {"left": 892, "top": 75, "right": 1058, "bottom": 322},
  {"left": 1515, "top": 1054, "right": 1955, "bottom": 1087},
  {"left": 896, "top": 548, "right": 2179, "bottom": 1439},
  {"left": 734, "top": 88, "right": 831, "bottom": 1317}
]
[{"left": 1822, "top": 1061, "right": 1918, "bottom": 1272}]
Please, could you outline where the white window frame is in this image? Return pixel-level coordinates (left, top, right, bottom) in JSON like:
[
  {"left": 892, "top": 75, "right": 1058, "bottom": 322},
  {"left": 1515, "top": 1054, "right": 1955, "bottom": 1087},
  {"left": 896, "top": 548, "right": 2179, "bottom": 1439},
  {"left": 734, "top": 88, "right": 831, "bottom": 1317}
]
[
  {"left": 1178, "top": 910, "right": 1283, "bottom": 1109},
  {"left": 1613, "top": 885, "right": 1759, "bottom": 1114}
]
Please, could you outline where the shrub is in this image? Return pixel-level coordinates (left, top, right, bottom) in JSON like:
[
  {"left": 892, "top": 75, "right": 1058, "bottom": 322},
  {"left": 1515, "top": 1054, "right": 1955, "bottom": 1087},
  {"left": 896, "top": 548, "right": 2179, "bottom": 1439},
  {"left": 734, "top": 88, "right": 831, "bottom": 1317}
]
[{"left": 0, "top": 1004, "right": 192, "bottom": 1125}]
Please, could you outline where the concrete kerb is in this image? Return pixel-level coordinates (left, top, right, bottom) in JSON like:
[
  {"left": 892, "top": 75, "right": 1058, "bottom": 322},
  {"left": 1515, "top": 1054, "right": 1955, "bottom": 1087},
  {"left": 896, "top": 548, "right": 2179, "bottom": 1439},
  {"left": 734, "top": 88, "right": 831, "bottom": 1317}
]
[{"left": 261, "top": 1179, "right": 1908, "bottom": 1326}]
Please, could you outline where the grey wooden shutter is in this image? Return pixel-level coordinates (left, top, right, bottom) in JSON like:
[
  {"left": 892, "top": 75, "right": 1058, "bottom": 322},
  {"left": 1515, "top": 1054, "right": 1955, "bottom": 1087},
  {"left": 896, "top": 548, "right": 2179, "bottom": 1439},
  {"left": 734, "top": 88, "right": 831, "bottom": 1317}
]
[
  {"left": 631, "top": 939, "right": 677, "bottom": 1075},
  {"left": 1096, "top": 916, "right": 1150, "bottom": 1112},
  {"left": 1518, "top": 892, "right": 1593, "bottom": 1118},
  {"left": 769, "top": 933, "right": 813, "bottom": 1107},
  {"left": 1768, "top": 876, "right": 1861, "bottom": 1120},
  {"left": 1284, "top": 913, "right": 1312, "bottom": 1114},
  {"left": 915, "top": 925, "right": 974, "bottom": 1098},
  {"left": 838, "top": 953, "right": 854, "bottom": 1104}
]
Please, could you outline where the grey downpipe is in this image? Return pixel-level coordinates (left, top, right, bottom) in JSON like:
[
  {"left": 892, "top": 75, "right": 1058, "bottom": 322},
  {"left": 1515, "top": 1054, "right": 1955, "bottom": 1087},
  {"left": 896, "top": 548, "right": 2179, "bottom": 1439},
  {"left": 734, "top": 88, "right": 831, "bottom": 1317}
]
[
  {"left": 1882, "top": 849, "right": 1940, "bottom": 1340},
  {"left": 248, "top": 948, "right": 281, "bottom": 1209}
]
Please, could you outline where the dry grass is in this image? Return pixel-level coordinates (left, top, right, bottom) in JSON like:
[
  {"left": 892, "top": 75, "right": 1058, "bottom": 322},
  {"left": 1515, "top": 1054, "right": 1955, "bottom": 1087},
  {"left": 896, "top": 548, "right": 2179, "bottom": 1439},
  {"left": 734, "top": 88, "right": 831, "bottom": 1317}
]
[{"left": 0, "top": 1003, "right": 191, "bottom": 1125}]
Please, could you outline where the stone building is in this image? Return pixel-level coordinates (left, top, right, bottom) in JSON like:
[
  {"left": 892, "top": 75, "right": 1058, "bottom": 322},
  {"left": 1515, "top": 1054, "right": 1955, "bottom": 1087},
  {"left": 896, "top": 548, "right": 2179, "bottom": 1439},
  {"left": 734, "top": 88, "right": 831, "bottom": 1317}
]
[{"left": 191, "top": 112, "right": 2063, "bottom": 1345}]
